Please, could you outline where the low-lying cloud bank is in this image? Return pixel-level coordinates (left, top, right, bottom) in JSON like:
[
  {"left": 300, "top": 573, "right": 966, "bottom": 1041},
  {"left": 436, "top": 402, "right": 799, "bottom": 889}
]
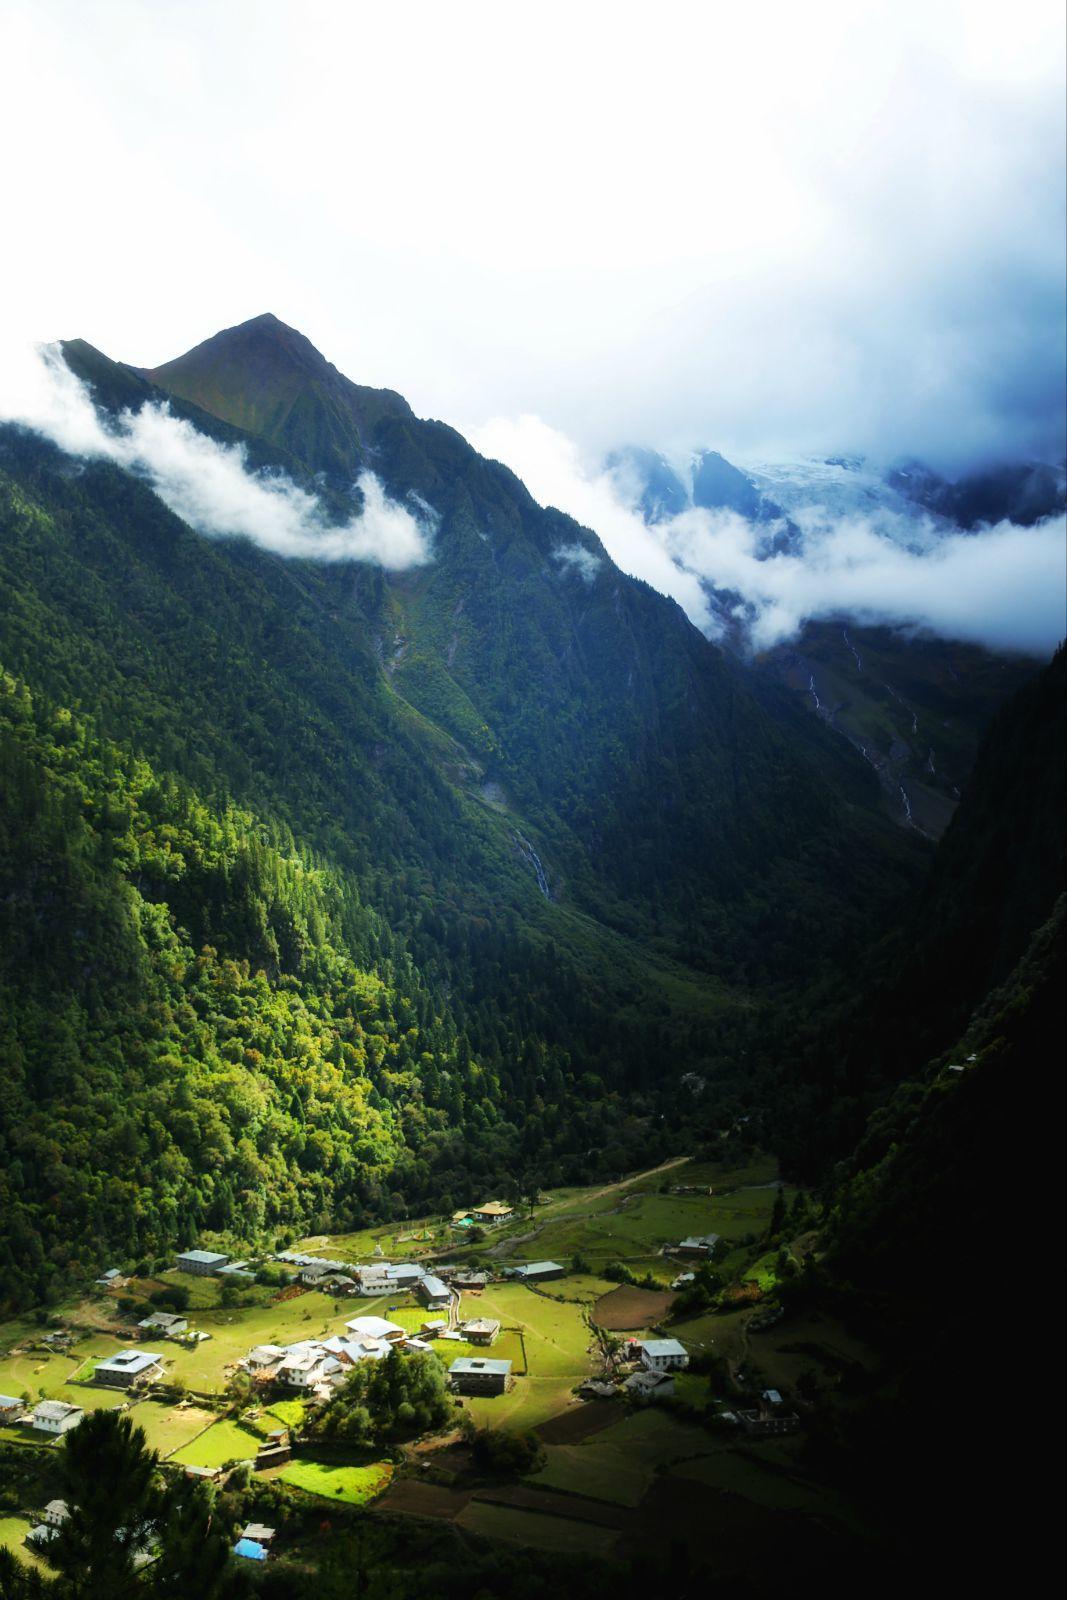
[
  {"left": 470, "top": 415, "right": 1066, "bottom": 657},
  {"left": 0, "top": 343, "right": 433, "bottom": 568}
]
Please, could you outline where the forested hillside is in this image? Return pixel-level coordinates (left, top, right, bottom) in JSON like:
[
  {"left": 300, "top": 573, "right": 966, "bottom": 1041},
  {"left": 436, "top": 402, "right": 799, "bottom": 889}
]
[
  {"left": 0, "top": 672, "right": 687, "bottom": 1307},
  {"left": 0, "top": 316, "right": 1057, "bottom": 1315}
]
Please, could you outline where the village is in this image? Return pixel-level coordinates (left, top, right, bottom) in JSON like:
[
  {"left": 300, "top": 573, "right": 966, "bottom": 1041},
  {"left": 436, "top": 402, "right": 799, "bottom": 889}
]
[{"left": 0, "top": 1154, "right": 877, "bottom": 1575}]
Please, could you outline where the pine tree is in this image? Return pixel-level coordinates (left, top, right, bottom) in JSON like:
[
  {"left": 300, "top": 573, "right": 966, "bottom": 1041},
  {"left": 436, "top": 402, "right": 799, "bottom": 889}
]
[{"left": 50, "top": 1411, "right": 157, "bottom": 1599}]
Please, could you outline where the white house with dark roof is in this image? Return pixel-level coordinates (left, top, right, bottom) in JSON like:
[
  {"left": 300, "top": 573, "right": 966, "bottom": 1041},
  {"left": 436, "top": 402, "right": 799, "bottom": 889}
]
[{"left": 31, "top": 1401, "right": 83, "bottom": 1434}]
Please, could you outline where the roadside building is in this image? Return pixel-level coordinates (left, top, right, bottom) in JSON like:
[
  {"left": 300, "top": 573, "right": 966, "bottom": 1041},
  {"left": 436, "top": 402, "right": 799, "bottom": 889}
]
[
  {"left": 448, "top": 1357, "right": 512, "bottom": 1396},
  {"left": 637, "top": 1339, "right": 689, "bottom": 1373},
  {"left": 176, "top": 1249, "right": 230, "bottom": 1276},
  {"left": 95, "top": 1349, "right": 165, "bottom": 1389},
  {"left": 461, "top": 1318, "right": 501, "bottom": 1346},
  {"left": 416, "top": 1274, "right": 450, "bottom": 1310},
  {"left": 137, "top": 1311, "right": 188, "bottom": 1337},
  {"left": 511, "top": 1261, "right": 565, "bottom": 1283},
  {"left": 30, "top": 1401, "right": 83, "bottom": 1434}
]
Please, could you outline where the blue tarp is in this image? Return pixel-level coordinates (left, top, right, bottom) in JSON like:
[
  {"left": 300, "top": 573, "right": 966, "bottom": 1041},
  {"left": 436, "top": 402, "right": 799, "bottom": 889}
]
[{"left": 234, "top": 1539, "right": 267, "bottom": 1561}]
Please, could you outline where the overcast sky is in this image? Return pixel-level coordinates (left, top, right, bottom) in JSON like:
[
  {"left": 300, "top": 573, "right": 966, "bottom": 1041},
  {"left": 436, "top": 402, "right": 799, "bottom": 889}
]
[{"left": 1, "top": 0, "right": 1064, "bottom": 472}]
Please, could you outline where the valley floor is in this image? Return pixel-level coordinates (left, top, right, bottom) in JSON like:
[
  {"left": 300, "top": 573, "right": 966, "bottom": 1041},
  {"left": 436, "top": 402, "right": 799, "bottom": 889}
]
[{"left": 0, "top": 1149, "right": 887, "bottom": 1591}]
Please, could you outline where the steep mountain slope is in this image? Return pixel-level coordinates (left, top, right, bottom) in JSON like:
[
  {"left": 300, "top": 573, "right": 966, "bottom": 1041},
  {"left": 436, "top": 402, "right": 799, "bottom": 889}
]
[
  {"left": 608, "top": 442, "right": 1044, "bottom": 834},
  {"left": 758, "top": 645, "right": 1067, "bottom": 1175},
  {"left": 62, "top": 316, "right": 925, "bottom": 986},
  {"left": 0, "top": 316, "right": 945, "bottom": 1299}
]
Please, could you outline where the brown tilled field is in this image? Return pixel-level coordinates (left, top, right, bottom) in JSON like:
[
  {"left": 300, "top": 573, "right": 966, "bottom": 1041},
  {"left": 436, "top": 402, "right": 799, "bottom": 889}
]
[
  {"left": 375, "top": 1481, "right": 472, "bottom": 1521},
  {"left": 475, "top": 1484, "right": 626, "bottom": 1529},
  {"left": 592, "top": 1285, "right": 676, "bottom": 1330},
  {"left": 536, "top": 1400, "right": 621, "bottom": 1444}
]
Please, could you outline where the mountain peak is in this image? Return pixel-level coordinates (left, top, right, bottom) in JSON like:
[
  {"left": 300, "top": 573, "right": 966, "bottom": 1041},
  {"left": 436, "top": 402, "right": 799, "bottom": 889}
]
[
  {"left": 145, "top": 315, "right": 411, "bottom": 481},
  {"left": 149, "top": 312, "right": 333, "bottom": 390}
]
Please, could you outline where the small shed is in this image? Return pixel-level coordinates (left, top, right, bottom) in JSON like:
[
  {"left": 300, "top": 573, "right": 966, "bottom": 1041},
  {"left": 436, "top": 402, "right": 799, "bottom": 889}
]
[{"left": 234, "top": 1538, "right": 268, "bottom": 1562}]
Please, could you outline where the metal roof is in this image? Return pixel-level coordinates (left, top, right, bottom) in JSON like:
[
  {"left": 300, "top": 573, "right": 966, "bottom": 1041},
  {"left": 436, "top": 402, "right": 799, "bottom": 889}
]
[
  {"left": 97, "top": 1349, "right": 163, "bottom": 1373},
  {"left": 640, "top": 1339, "right": 688, "bottom": 1358},
  {"left": 449, "top": 1357, "right": 512, "bottom": 1375}
]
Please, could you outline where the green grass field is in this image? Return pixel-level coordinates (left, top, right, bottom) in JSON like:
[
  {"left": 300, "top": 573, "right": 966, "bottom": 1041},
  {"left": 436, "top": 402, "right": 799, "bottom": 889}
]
[
  {"left": 278, "top": 1459, "right": 392, "bottom": 1504},
  {"left": 447, "top": 1281, "right": 598, "bottom": 1432},
  {"left": 126, "top": 1400, "right": 218, "bottom": 1457},
  {"left": 0, "top": 1516, "right": 48, "bottom": 1573},
  {"left": 171, "top": 1416, "right": 264, "bottom": 1467}
]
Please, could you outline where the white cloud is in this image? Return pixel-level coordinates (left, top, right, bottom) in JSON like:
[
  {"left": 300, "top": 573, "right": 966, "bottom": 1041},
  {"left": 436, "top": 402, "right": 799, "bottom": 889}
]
[
  {"left": 469, "top": 416, "right": 712, "bottom": 627},
  {"left": 0, "top": 1, "right": 1061, "bottom": 470},
  {"left": 551, "top": 542, "right": 603, "bottom": 582},
  {"left": 0, "top": 343, "right": 433, "bottom": 569},
  {"left": 469, "top": 414, "right": 1067, "bottom": 656}
]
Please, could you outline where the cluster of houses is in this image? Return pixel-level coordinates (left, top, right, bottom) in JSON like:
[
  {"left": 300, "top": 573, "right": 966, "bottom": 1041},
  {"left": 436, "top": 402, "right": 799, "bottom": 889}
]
[
  {"left": 239, "top": 1306, "right": 505, "bottom": 1403},
  {"left": 617, "top": 1337, "right": 690, "bottom": 1403}
]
